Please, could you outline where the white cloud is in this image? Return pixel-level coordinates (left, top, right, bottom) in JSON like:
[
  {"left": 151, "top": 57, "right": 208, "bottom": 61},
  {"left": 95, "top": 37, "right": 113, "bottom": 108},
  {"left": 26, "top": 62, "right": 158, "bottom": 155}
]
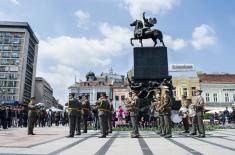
[
  {"left": 8, "top": 0, "right": 19, "bottom": 5},
  {"left": 37, "top": 65, "right": 78, "bottom": 104},
  {"left": 74, "top": 10, "right": 90, "bottom": 28},
  {"left": 37, "top": 23, "right": 132, "bottom": 104},
  {"left": 120, "top": 0, "right": 180, "bottom": 19},
  {"left": 191, "top": 24, "right": 216, "bottom": 49},
  {"left": 164, "top": 35, "right": 188, "bottom": 50}
]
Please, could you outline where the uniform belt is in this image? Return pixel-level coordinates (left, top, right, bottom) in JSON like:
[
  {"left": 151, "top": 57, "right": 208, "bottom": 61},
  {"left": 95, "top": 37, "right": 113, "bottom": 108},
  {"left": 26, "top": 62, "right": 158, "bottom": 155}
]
[
  {"left": 28, "top": 110, "right": 35, "bottom": 112},
  {"left": 98, "top": 108, "right": 110, "bottom": 112},
  {"left": 82, "top": 108, "right": 90, "bottom": 111},
  {"left": 68, "top": 108, "right": 82, "bottom": 111}
]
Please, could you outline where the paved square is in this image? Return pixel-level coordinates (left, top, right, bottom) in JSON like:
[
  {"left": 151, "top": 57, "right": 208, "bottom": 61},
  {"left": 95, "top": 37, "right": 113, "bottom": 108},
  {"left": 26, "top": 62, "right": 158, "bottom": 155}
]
[{"left": 0, "top": 127, "right": 235, "bottom": 155}]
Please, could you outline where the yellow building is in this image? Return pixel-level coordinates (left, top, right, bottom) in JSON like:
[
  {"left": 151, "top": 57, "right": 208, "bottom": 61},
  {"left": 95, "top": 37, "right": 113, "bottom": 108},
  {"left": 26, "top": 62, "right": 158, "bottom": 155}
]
[{"left": 172, "top": 76, "right": 200, "bottom": 100}]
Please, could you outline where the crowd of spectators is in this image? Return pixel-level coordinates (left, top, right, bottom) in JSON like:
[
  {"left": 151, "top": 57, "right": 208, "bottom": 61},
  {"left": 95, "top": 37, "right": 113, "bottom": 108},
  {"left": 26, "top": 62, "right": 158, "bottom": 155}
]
[{"left": 0, "top": 105, "right": 69, "bottom": 129}]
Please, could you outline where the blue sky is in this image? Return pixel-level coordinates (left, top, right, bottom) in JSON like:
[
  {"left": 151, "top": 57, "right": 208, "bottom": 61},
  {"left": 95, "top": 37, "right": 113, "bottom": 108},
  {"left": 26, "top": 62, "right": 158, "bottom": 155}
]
[{"left": 1, "top": 0, "right": 235, "bottom": 103}]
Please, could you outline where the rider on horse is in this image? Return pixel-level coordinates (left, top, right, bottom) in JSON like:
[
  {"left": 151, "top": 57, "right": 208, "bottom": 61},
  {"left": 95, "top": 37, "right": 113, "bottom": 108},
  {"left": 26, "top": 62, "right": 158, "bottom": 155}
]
[{"left": 141, "top": 12, "right": 157, "bottom": 37}]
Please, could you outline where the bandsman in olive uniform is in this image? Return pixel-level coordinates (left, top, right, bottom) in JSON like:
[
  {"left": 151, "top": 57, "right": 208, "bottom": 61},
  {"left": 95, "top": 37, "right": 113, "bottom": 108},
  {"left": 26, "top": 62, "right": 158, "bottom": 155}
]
[
  {"left": 180, "top": 95, "right": 190, "bottom": 133},
  {"left": 28, "top": 97, "right": 37, "bottom": 135},
  {"left": 152, "top": 88, "right": 164, "bottom": 135},
  {"left": 125, "top": 91, "right": 140, "bottom": 138},
  {"left": 75, "top": 96, "right": 82, "bottom": 135},
  {"left": 159, "top": 89, "right": 172, "bottom": 138},
  {"left": 66, "top": 93, "right": 81, "bottom": 138},
  {"left": 96, "top": 93, "right": 109, "bottom": 138},
  {"left": 107, "top": 98, "right": 114, "bottom": 133},
  {"left": 190, "top": 89, "right": 205, "bottom": 138},
  {"left": 82, "top": 95, "right": 90, "bottom": 133}
]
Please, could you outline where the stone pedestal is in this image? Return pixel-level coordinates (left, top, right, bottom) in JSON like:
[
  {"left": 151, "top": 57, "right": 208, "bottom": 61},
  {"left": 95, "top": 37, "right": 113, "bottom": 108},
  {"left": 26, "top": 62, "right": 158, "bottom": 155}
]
[{"left": 134, "top": 47, "right": 168, "bottom": 80}]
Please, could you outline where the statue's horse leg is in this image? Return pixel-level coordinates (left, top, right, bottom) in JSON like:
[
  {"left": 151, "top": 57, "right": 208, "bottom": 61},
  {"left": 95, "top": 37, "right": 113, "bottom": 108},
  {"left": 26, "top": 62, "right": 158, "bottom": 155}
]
[
  {"left": 152, "top": 37, "right": 157, "bottom": 47},
  {"left": 130, "top": 38, "right": 135, "bottom": 46},
  {"left": 161, "top": 39, "right": 165, "bottom": 47}
]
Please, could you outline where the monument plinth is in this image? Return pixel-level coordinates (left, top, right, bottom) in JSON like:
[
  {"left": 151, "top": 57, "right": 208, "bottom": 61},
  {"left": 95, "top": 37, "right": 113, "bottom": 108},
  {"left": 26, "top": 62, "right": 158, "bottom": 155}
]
[{"left": 134, "top": 47, "right": 168, "bottom": 80}]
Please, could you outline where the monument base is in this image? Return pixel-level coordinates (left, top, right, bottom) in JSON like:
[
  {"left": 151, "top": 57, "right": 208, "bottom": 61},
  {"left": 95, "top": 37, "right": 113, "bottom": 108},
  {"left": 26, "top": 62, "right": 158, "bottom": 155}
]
[{"left": 134, "top": 47, "right": 168, "bottom": 80}]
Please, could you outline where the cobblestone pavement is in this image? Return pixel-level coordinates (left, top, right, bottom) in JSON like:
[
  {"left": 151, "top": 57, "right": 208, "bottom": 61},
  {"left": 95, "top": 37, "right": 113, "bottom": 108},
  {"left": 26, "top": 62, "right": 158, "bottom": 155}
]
[{"left": 0, "top": 127, "right": 235, "bottom": 155}]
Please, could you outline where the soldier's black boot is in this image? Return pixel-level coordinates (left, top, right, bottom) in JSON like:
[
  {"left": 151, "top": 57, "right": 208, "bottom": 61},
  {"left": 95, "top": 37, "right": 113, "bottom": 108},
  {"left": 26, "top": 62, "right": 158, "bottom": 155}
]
[
  {"left": 66, "top": 135, "right": 74, "bottom": 138},
  {"left": 99, "top": 135, "right": 106, "bottom": 138},
  {"left": 76, "top": 132, "right": 81, "bottom": 135},
  {"left": 164, "top": 134, "right": 172, "bottom": 138},
  {"left": 198, "top": 134, "right": 205, "bottom": 138},
  {"left": 190, "top": 132, "right": 197, "bottom": 136},
  {"left": 131, "top": 134, "right": 139, "bottom": 138}
]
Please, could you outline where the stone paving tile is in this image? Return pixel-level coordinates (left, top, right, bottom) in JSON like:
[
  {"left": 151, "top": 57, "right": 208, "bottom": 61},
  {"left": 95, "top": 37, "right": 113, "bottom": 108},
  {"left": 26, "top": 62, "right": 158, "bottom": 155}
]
[{"left": 0, "top": 127, "right": 235, "bottom": 155}]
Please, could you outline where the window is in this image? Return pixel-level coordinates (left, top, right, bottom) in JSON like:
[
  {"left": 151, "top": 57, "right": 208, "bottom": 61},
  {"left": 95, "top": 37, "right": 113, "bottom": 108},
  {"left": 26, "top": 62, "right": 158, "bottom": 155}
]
[
  {"left": 0, "top": 38, "right": 3, "bottom": 44},
  {"left": 4, "top": 38, "right": 11, "bottom": 44},
  {"left": 225, "top": 93, "right": 229, "bottom": 102},
  {"left": 213, "top": 93, "right": 218, "bottom": 102},
  {"left": 0, "top": 73, "right": 6, "bottom": 79},
  {"left": 115, "top": 96, "right": 119, "bottom": 101},
  {"left": 12, "top": 38, "right": 20, "bottom": 44},
  {"left": 12, "top": 52, "right": 19, "bottom": 58},
  {"left": 183, "top": 88, "right": 187, "bottom": 97},
  {"left": 121, "top": 95, "right": 125, "bottom": 101},
  {"left": 192, "top": 87, "right": 196, "bottom": 96},
  {"left": 9, "top": 66, "right": 18, "bottom": 72},
  {"left": 233, "top": 94, "right": 235, "bottom": 102},
  {"left": 206, "top": 93, "right": 210, "bottom": 102}
]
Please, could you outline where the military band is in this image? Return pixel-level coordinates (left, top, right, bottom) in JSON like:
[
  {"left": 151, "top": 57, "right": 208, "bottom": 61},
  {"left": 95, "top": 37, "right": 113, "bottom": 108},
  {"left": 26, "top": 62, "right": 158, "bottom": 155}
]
[{"left": 63, "top": 87, "right": 205, "bottom": 138}]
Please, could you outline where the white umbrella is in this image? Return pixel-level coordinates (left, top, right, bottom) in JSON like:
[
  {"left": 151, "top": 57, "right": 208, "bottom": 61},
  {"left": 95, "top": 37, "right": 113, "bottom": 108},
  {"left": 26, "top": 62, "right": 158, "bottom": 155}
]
[
  {"left": 36, "top": 102, "right": 46, "bottom": 107},
  {"left": 50, "top": 106, "right": 62, "bottom": 112}
]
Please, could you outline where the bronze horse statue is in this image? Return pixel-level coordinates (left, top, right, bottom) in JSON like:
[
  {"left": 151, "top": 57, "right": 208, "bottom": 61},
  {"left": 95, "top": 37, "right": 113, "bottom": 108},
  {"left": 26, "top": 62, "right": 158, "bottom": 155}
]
[{"left": 130, "top": 20, "right": 165, "bottom": 47}]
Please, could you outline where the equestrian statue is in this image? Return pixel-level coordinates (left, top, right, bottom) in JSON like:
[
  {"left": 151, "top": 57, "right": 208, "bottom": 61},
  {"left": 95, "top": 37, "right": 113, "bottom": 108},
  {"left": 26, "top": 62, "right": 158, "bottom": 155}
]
[{"left": 130, "top": 12, "right": 165, "bottom": 47}]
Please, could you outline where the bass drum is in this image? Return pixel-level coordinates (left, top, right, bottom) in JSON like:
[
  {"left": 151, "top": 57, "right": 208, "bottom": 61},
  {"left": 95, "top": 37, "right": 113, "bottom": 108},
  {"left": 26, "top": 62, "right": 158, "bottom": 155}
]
[{"left": 171, "top": 110, "right": 182, "bottom": 123}]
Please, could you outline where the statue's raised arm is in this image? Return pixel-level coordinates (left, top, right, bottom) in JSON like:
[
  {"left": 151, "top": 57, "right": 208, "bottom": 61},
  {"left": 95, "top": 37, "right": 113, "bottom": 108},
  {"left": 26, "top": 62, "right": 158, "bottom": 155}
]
[{"left": 143, "top": 12, "right": 147, "bottom": 22}]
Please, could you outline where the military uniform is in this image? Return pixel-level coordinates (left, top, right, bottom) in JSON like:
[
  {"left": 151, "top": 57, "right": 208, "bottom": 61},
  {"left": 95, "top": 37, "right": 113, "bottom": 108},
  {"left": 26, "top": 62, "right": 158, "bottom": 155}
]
[
  {"left": 96, "top": 96, "right": 109, "bottom": 138},
  {"left": 28, "top": 101, "right": 37, "bottom": 135},
  {"left": 75, "top": 98, "right": 82, "bottom": 135},
  {"left": 191, "top": 92, "right": 205, "bottom": 137},
  {"left": 152, "top": 93, "right": 164, "bottom": 134},
  {"left": 181, "top": 98, "right": 189, "bottom": 133},
  {"left": 82, "top": 98, "right": 90, "bottom": 133},
  {"left": 126, "top": 93, "right": 140, "bottom": 138},
  {"left": 160, "top": 91, "right": 172, "bottom": 138},
  {"left": 67, "top": 96, "right": 81, "bottom": 137},
  {"left": 107, "top": 102, "right": 114, "bottom": 133}
]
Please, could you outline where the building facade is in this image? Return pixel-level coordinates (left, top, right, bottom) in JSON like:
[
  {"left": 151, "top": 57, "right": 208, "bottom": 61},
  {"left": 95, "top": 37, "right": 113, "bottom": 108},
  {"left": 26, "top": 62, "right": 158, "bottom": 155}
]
[
  {"left": 112, "top": 85, "right": 129, "bottom": 110},
  {"left": 68, "top": 69, "right": 125, "bottom": 105},
  {"left": 34, "top": 77, "right": 53, "bottom": 108},
  {"left": 198, "top": 74, "right": 235, "bottom": 107},
  {"left": 172, "top": 76, "right": 200, "bottom": 100},
  {"left": 0, "top": 22, "right": 38, "bottom": 104}
]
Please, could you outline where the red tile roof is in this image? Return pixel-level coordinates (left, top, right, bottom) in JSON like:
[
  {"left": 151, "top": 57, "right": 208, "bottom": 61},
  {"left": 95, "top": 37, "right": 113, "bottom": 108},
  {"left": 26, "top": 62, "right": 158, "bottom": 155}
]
[{"left": 198, "top": 74, "right": 235, "bottom": 84}]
